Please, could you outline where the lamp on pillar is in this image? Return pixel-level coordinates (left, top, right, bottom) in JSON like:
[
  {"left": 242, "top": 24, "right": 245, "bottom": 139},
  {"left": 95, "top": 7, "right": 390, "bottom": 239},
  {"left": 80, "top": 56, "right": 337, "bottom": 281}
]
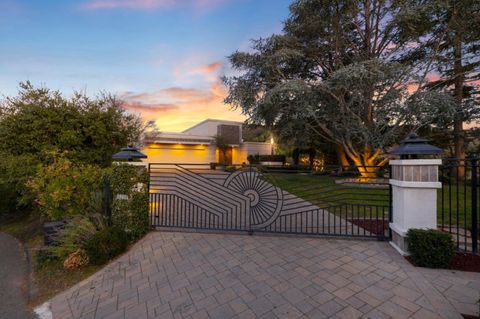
[
  {"left": 390, "top": 133, "right": 442, "bottom": 159},
  {"left": 112, "top": 146, "right": 147, "bottom": 162},
  {"left": 389, "top": 133, "right": 443, "bottom": 255}
]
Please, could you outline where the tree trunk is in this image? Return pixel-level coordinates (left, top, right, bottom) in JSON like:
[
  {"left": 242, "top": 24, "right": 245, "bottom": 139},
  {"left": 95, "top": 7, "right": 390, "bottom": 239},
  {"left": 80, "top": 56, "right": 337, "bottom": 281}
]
[
  {"left": 336, "top": 143, "right": 350, "bottom": 168},
  {"left": 342, "top": 143, "right": 387, "bottom": 180},
  {"left": 453, "top": 27, "right": 465, "bottom": 179}
]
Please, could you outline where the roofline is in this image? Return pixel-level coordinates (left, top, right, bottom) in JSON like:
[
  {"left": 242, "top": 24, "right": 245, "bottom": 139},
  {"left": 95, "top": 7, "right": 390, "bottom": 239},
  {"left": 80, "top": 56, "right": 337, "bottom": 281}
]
[{"left": 182, "top": 118, "right": 244, "bottom": 133}]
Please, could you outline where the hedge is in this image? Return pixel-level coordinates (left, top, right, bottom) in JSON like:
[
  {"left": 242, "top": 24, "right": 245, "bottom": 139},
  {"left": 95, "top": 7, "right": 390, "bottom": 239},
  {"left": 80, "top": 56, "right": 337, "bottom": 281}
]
[
  {"left": 407, "top": 229, "right": 455, "bottom": 269},
  {"left": 84, "top": 227, "right": 129, "bottom": 265},
  {"left": 109, "top": 164, "right": 150, "bottom": 240},
  {"left": 247, "top": 155, "right": 286, "bottom": 164}
]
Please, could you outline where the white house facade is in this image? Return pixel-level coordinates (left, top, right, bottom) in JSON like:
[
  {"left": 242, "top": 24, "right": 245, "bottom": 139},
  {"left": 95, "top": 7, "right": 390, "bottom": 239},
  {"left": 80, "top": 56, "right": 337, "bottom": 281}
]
[{"left": 142, "top": 119, "right": 273, "bottom": 164}]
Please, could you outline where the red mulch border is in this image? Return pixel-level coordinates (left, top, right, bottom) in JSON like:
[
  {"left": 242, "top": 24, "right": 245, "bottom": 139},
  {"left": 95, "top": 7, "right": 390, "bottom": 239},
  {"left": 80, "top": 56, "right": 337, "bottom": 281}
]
[
  {"left": 350, "top": 219, "right": 480, "bottom": 273},
  {"left": 348, "top": 219, "right": 389, "bottom": 235},
  {"left": 405, "top": 252, "right": 480, "bottom": 273}
]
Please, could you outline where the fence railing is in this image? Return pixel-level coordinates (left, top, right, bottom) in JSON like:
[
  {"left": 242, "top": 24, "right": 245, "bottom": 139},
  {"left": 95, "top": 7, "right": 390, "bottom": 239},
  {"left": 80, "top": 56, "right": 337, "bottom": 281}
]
[{"left": 439, "top": 156, "right": 479, "bottom": 254}]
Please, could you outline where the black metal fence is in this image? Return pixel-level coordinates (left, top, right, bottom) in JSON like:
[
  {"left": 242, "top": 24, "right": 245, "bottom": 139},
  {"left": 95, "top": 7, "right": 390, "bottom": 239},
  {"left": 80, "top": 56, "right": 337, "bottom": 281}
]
[
  {"left": 439, "top": 156, "right": 479, "bottom": 254},
  {"left": 148, "top": 163, "right": 391, "bottom": 240}
]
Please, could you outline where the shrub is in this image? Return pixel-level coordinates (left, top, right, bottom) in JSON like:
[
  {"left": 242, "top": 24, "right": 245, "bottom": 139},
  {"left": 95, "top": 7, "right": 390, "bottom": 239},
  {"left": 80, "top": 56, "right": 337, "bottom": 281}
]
[
  {"left": 247, "top": 154, "right": 286, "bottom": 164},
  {"left": 407, "top": 229, "right": 455, "bottom": 268},
  {"left": 48, "top": 216, "right": 97, "bottom": 259},
  {"left": 109, "top": 165, "right": 149, "bottom": 240},
  {"left": 0, "top": 152, "right": 39, "bottom": 216},
  {"left": 247, "top": 154, "right": 260, "bottom": 164},
  {"left": 84, "top": 227, "right": 129, "bottom": 265},
  {"left": 225, "top": 166, "right": 237, "bottom": 172},
  {"left": 27, "top": 156, "right": 103, "bottom": 221}
]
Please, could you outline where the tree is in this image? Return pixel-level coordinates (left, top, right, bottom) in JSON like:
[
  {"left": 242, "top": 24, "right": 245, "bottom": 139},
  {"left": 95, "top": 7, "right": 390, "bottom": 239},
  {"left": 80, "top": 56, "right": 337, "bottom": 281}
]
[
  {"left": 0, "top": 82, "right": 143, "bottom": 214},
  {"left": 0, "top": 82, "right": 142, "bottom": 167},
  {"left": 224, "top": 0, "right": 455, "bottom": 176},
  {"left": 397, "top": 0, "right": 480, "bottom": 177}
]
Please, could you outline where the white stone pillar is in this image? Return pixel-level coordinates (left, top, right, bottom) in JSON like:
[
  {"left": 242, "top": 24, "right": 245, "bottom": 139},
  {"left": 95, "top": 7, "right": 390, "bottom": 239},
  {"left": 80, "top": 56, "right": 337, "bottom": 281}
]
[{"left": 389, "top": 159, "right": 442, "bottom": 255}]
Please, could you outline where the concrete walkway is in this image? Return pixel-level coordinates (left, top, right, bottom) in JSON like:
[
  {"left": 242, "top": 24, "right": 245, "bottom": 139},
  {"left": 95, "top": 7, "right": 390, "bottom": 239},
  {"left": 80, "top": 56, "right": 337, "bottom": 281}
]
[
  {"left": 0, "top": 232, "right": 32, "bottom": 319},
  {"left": 48, "top": 232, "right": 480, "bottom": 318}
]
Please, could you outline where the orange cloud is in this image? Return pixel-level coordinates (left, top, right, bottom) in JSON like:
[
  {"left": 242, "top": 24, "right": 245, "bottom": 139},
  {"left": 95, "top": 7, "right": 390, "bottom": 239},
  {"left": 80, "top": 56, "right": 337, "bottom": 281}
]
[
  {"left": 192, "top": 62, "right": 222, "bottom": 75},
  {"left": 81, "top": 0, "right": 229, "bottom": 10},
  {"left": 406, "top": 73, "right": 442, "bottom": 94},
  {"left": 121, "top": 82, "right": 245, "bottom": 132},
  {"left": 121, "top": 101, "right": 179, "bottom": 113}
]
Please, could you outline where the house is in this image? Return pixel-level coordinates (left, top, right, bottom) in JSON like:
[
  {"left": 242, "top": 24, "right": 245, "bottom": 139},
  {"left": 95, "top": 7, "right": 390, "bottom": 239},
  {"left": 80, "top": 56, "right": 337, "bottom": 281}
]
[{"left": 142, "top": 119, "right": 273, "bottom": 164}]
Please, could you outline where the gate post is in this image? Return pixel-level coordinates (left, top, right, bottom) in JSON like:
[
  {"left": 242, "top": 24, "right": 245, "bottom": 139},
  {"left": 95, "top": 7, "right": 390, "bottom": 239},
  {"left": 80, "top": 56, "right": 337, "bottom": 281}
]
[{"left": 389, "top": 159, "right": 442, "bottom": 255}]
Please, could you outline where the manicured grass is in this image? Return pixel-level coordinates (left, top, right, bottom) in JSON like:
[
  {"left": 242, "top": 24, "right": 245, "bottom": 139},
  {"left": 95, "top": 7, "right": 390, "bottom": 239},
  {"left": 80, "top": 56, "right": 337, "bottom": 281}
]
[
  {"left": 270, "top": 173, "right": 389, "bottom": 206},
  {"left": 270, "top": 173, "right": 478, "bottom": 230}
]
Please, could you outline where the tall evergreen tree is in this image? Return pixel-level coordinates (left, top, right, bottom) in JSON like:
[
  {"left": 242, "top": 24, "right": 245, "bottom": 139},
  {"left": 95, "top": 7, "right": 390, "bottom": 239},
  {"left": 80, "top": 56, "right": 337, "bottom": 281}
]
[
  {"left": 224, "top": 0, "right": 456, "bottom": 174},
  {"left": 398, "top": 0, "right": 480, "bottom": 176}
]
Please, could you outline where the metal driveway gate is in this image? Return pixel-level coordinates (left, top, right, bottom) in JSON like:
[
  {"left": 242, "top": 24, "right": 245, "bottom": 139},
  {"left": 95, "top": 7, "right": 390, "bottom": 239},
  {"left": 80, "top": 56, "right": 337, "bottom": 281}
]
[{"left": 149, "top": 164, "right": 391, "bottom": 240}]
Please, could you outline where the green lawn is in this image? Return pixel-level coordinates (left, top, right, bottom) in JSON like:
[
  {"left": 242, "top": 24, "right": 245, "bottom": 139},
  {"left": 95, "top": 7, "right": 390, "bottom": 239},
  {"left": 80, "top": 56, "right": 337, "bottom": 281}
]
[
  {"left": 269, "top": 173, "right": 477, "bottom": 230},
  {"left": 268, "top": 174, "right": 390, "bottom": 223}
]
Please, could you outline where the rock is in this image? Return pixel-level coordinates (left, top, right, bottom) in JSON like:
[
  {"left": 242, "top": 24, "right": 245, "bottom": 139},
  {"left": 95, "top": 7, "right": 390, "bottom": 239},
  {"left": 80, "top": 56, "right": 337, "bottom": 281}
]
[{"left": 43, "top": 221, "right": 66, "bottom": 246}]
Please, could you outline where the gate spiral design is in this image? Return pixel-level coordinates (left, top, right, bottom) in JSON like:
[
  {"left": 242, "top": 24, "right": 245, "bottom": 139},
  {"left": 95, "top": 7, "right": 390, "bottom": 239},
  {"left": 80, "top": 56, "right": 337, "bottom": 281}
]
[{"left": 223, "top": 169, "right": 283, "bottom": 228}]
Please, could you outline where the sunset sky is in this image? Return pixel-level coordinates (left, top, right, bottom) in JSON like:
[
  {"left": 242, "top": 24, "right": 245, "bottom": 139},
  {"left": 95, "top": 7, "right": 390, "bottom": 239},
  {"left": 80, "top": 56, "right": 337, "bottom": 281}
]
[{"left": 0, "top": 0, "right": 291, "bottom": 132}]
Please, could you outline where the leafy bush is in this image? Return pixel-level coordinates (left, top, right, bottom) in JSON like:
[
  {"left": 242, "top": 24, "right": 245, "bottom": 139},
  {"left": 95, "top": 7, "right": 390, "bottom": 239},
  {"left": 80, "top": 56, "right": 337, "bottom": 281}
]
[
  {"left": 407, "top": 229, "right": 455, "bottom": 268},
  {"left": 48, "top": 216, "right": 98, "bottom": 259},
  {"left": 0, "top": 152, "right": 39, "bottom": 216},
  {"left": 225, "top": 166, "right": 237, "bottom": 172},
  {"left": 0, "top": 82, "right": 142, "bottom": 168},
  {"left": 0, "top": 82, "right": 143, "bottom": 216},
  {"left": 109, "top": 165, "right": 149, "bottom": 240},
  {"left": 27, "top": 156, "right": 103, "bottom": 221},
  {"left": 84, "top": 227, "right": 129, "bottom": 265}
]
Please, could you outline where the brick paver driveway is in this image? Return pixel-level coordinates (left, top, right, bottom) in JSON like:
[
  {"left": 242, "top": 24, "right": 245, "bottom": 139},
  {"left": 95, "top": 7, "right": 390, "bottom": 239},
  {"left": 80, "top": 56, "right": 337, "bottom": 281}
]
[{"left": 49, "top": 232, "right": 480, "bottom": 319}]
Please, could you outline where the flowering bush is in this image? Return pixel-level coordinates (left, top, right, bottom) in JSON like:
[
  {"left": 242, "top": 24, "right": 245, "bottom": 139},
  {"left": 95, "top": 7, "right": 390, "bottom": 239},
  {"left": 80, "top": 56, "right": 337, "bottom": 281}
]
[{"left": 27, "top": 156, "right": 103, "bottom": 221}]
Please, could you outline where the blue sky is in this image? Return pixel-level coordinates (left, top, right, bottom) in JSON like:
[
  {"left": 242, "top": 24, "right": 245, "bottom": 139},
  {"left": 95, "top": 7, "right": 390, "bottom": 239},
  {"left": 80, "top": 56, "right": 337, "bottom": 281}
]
[{"left": 0, "top": 0, "right": 291, "bottom": 131}]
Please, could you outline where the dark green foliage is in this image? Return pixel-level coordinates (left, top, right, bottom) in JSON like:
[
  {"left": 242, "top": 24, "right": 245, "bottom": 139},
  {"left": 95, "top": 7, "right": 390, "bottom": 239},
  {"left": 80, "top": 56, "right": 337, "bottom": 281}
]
[
  {"left": 224, "top": 166, "right": 237, "bottom": 172},
  {"left": 247, "top": 155, "right": 286, "bottom": 164},
  {"left": 0, "top": 82, "right": 142, "bottom": 167},
  {"left": 224, "top": 0, "right": 458, "bottom": 168},
  {"left": 27, "top": 156, "right": 104, "bottom": 221},
  {"left": 242, "top": 124, "right": 271, "bottom": 143},
  {"left": 109, "top": 165, "right": 149, "bottom": 240},
  {"left": 84, "top": 227, "right": 129, "bottom": 265},
  {"left": 0, "top": 153, "right": 39, "bottom": 216},
  {"left": 35, "top": 248, "right": 56, "bottom": 267},
  {"left": 49, "top": 216, "right": 98, "bottom": 260},
  {"left": 0, "top": 82, "right": 142, "bottom": 213},
  {"left": 407, "top": 229, "right": 455, "bottom": 269}
]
